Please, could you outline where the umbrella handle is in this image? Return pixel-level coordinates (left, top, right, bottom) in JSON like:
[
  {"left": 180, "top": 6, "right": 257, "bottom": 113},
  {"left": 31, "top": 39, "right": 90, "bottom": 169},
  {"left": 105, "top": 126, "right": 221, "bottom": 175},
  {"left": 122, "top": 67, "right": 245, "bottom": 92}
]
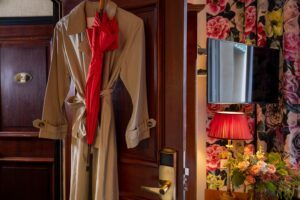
[{"left": 99, "top": 0, "right": 105, "bottom": 14}]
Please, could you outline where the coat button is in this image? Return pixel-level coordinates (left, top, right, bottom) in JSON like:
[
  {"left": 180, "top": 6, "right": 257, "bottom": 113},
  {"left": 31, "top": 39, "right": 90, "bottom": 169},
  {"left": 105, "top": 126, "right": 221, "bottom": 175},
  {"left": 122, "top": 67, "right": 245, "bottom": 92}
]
[{"left": 39, "top": 122, "right": 45, "bottom": 128}]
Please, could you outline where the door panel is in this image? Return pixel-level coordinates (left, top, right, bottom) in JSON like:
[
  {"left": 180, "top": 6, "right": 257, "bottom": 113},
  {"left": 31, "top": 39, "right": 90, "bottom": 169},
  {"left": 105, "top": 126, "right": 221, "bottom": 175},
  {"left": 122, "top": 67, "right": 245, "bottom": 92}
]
[
  {"left": 113, "top": 2, "right": 161, "bottom": 199},
  {"left": 0, "top": 24, "right": 60, "bottom": 200},
  {"left": 0, "top": 161, "right": 53, "bottom": 200},
  {"left": 0, "top": 46, "right": 47, "bottom": 130}
]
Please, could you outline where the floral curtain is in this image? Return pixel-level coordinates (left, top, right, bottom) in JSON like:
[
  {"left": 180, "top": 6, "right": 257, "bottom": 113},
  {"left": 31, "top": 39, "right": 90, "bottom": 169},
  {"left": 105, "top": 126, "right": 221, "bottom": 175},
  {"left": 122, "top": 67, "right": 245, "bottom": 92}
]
[{"left": 206, "top": 0, "right": 299, "bottom": 188}]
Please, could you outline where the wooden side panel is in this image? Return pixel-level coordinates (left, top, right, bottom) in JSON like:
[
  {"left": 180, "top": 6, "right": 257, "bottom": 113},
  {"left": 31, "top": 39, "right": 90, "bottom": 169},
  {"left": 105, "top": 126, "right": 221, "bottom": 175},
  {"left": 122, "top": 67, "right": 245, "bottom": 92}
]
[
  {"left": 0, "top": 160, "right": 53, "bottom": 200},
  {"left": 0, "top": 24, "right": 59, "bottom": 200}
]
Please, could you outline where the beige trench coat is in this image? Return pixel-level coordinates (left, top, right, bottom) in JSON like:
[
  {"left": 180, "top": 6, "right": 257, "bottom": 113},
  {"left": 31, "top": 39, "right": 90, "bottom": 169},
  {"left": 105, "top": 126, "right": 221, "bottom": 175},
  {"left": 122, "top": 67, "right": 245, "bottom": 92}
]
[{"left": 33, "top": 1, "right": 155, "bottom": 199}]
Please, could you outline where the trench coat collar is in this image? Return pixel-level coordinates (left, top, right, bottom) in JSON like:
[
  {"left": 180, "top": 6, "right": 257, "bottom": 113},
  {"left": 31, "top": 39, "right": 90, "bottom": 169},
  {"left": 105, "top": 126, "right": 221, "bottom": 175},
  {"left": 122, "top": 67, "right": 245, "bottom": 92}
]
[{"left": 66, "top": 0, "right": 117, "bottom": 35}]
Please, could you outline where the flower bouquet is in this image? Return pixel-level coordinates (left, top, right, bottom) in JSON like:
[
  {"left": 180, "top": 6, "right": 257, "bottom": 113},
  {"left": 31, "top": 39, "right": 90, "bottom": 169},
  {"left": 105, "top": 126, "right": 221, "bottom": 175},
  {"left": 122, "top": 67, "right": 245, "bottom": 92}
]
[{"left": 230, "top": 148, "right": 300, "bottom": 200}]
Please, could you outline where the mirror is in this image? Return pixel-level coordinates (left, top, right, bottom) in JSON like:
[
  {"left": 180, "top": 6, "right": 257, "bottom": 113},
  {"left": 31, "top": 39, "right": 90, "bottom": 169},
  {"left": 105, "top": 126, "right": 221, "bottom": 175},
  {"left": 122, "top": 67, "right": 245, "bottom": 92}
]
[{"left": 207, "top": 38, "right": 279, "bottom": 104}]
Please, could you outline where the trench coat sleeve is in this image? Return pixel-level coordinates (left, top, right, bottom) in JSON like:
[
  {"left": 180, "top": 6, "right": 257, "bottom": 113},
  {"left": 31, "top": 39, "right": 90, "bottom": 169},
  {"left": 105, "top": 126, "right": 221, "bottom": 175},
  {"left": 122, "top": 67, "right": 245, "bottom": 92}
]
[
  {"left": 34, "top": 24, "right": 70, "bottom": 140},
  {"left": 120, "top": 20, "right": 155, "bottom": 148}
]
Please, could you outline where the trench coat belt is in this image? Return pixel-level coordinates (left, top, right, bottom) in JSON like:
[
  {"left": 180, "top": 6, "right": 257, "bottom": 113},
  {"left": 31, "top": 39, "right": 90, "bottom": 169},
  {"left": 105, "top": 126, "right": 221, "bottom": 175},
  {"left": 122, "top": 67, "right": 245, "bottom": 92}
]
[{"left": 66, "top": 88, "right": 113, "bottom": 139}]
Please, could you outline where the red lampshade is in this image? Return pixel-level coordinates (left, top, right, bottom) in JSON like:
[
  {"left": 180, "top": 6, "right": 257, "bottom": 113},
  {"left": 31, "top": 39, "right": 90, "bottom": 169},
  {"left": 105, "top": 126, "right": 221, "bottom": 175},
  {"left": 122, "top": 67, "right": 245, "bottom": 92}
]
[{"left": 208, "top": 111, "right": 252, "bottom": 140}]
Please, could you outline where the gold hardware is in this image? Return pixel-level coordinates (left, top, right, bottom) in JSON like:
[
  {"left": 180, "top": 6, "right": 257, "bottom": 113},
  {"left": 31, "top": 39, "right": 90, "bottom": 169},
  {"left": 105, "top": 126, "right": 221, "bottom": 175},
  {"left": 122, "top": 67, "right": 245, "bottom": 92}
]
[
  {"left": 14, "top": 72, "right": 32, "bottom": 83},
  {"left": 141, "top": 148, "right": 176, "bottom": 200},
  {"left": 141, "top": 180, "right": 172, "bottom": 196},
  {"left": 38, "top": 122, "right": 45, "bottom": 128}
]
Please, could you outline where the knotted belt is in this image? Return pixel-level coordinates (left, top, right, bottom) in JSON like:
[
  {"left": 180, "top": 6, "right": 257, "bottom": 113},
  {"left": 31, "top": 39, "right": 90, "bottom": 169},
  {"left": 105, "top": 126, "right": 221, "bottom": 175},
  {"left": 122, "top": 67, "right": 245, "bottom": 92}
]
[{"left": 66, "top": 88, "right": 114, "bottom": 141}]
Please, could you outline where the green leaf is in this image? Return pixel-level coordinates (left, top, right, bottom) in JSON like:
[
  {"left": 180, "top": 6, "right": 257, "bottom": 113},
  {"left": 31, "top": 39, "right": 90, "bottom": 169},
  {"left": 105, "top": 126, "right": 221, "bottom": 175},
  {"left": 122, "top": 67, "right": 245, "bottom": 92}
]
[
  {"left": 277, "top": 169, "right": 288, "bottom": 176},
  {"left": 267, "top": 152, "right": 281, "bottom": 164},
  {"left": 236, "top": 2, "right": 244, "bottom": 9},
  {"left": 265, "top": 182, "right": 277, "bottom": 193},
  {"left": 231, "top": 170, "right": 245, "bottom": 187}
]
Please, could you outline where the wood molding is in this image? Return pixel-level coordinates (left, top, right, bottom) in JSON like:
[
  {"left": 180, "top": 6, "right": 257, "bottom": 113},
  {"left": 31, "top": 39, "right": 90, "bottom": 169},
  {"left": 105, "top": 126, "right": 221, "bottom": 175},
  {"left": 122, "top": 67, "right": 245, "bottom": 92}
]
[
  {"left": 0, "top": 157, "right": 54, "bottom": 163},
  {"left": 0, "top": 132, "right": 39, "bottom": 138},
  {"left": 187, "top": 3, "right": 205, "bottom": 12}
]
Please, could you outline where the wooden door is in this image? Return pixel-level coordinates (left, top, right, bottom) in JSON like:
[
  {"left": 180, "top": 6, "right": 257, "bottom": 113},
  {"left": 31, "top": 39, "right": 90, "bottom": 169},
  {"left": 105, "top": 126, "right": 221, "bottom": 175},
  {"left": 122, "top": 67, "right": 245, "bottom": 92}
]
[
  {"left": 62, "top": 0, "right": 187, "bottom": 199},
  {"left": 0, "top": 24, "right": 61, "bottom": 200}
]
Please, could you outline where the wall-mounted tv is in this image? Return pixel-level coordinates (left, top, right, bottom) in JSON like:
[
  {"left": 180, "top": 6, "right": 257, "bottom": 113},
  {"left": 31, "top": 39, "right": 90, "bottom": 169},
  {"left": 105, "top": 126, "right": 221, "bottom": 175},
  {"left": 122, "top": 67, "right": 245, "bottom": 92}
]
[{"left": 207, "top": 38, "right": 279, "bottom": 104}]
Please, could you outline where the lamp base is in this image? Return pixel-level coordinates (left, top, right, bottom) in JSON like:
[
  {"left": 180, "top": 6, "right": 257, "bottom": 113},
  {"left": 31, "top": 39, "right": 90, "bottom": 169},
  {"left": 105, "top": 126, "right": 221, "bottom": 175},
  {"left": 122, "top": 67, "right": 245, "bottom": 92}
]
[{"left": 220, "top": 191, "right": 236, "bottom": 200}]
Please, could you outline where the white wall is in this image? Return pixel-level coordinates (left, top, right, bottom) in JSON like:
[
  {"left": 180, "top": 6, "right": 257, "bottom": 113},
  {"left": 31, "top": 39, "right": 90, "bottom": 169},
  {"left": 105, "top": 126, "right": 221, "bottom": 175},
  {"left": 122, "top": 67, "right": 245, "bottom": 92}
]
[
  {"left": 196, "top": 7, "right": 207, "bottom": 200},
  {"left": 0, "top": 0, "right": 53, "bottom": 17}
]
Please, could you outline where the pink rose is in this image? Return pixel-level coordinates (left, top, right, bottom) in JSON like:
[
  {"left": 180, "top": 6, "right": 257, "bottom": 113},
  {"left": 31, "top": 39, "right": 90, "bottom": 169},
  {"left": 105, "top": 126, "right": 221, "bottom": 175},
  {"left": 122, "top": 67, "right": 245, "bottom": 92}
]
[
  {"left": 238, "top": 161, "right": 250, "bottom": 171},
  {"left": 244, "top": 6, "right": 256, "bottom": 35},
  {"left": 284, "top": 32, "right": 300, "bottom": 61},
  {"left": 267, "top": 164, "right": 276, "bottom": 174},
  {"left": 207, "top": 104, "right": 222, "bottom": 117},
  {"left": 257, "top": 161, "right": 267, "bottom": 173},
  {"left": 244, "top": 144, "right": 255, "bottom": 155},
  {"left": 207, "top": 16, "right": 230, "bottom": 39},
  {"left": 295, "top": 61, "right": 300, "bottom": 77},
  {"left": 240, "top": 0, "right": 255, "bottom": 6},
  {"left": 207, "top": 136, "right": 220, "bottom": 144},
  {"left": 243, "top": 104, "right": 254, "bottom": 114},
  {"left": 257, "top": 22, "right": 266, "bottom": 47},
  {"left": 283, "top": 0, "right": 299, "bottom": 34},
  {"left": 248, "top": 117, "right": 255, "bottom": 136},
  {"left": 281, "top": 69, "right": 299, "bottom": 105},
  {"left": 284, "top": 0, "right": 299, "bottom": 22},
  {"left": 206, "top": 144, "right": 227, "bottom": 172},
  {"left": 287, "top": 111, "right": 299, "bottom": 133},
  {"left": 284, "top": 17, "right": 299, "bottom": 34},
  {"left": 250, "top": 165, "right": 261, "bottom": 175},
  {"left": 257, "top": 0, "right": 268, "bottom": 17},
  {"left": 233, "top": 5, "right": 244, "bottom": 32},
  {"left": 265, "top": 104, "right": 284, "bottom": 128},
  {"left": 207, "top": 0, "right": 229, "bottom": 16},
  {"left": 245, "top": 175, "right": 256, "bottom": 184}
]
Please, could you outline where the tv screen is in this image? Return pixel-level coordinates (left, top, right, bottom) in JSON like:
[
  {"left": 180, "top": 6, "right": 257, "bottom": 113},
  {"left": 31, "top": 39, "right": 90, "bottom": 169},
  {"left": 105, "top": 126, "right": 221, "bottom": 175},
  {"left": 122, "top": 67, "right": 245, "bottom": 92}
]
[{"left": 207, "top": 38, "right": 279, "bottom": 103}]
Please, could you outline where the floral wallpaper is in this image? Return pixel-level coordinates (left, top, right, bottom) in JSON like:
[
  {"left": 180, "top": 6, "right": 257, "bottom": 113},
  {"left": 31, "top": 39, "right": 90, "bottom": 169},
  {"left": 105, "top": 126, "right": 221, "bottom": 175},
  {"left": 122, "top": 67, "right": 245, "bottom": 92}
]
[{"left": 205, "top": 0, "right": 299, "bottom": 189}]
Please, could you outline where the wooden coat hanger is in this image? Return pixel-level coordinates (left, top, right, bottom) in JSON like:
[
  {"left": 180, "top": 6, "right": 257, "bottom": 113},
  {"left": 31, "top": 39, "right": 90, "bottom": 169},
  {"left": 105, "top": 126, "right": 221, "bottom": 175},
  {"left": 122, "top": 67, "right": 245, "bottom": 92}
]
[
  {"left": 99, "top": 0, "right": 105, "bottom": 17},
  {"left": 87, "top": 0, "right": 105, "bottom": 16}
]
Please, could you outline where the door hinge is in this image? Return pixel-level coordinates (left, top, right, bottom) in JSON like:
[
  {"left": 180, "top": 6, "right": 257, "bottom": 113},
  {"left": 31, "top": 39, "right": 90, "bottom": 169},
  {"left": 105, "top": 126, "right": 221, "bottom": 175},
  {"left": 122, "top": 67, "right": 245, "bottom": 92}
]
[
  {"left": 183, "top": 150, "right": 189, "bottom": 191},
  {"left": 183, "top": 167, "right": 189, "bottom": 191}
]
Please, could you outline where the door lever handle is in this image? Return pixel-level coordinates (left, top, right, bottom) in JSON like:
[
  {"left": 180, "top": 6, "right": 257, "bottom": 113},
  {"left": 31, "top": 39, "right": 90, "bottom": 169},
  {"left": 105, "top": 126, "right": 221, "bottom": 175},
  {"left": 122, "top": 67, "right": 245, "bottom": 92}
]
[
  {"left": 141, "top": 180, "right": 172, "bottom": 195},
  {"left": 141, "top": 148, "right": 176, "bottom": 200}
]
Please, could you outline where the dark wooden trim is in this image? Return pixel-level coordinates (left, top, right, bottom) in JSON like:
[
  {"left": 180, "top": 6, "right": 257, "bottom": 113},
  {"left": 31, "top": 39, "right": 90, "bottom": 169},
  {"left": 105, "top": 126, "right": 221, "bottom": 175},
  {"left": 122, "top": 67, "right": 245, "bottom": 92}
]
[
  {"left": 187, "top": 4, "right": 205, "bottom": 12},
  {"left": 186, "top": 5, "right": 200, "bottom": 200},
  {"left": 0, "top": 157, "right": 54, "bottom": 162},
  {"left": 0, "top": 24, "right": 53, "bottom": 39},
  {"left": 54, "top": 141, "right": 63, "bottom": 200},
  {"left": 0, "top": 17, "right": 54, "bottom": 26},
  {"left": 119, "top": 157, "right": 158, "bottom": 168},
  {"left": 0, "top": 132, "right": 39, "bottom": 138},
  {"left": 164, "top": 0, "right": 187, "bottom": 199}
]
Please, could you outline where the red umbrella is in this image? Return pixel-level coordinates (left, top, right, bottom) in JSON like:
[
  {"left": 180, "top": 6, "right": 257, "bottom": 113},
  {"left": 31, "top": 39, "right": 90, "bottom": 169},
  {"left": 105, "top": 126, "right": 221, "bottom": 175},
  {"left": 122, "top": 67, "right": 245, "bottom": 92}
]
[{"left": 85, "top": 12, "right": 118, "bottom": 146}]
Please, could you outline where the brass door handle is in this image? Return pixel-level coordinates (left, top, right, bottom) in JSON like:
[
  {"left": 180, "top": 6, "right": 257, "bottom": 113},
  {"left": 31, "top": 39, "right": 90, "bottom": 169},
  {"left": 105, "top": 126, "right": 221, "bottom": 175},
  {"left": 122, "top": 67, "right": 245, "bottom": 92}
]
[
  {"left": 141, "top": 180, "right": 172, "bottom": 195},
  {"left": 141, "top": 148, "right": 176, "bottom": 200}
]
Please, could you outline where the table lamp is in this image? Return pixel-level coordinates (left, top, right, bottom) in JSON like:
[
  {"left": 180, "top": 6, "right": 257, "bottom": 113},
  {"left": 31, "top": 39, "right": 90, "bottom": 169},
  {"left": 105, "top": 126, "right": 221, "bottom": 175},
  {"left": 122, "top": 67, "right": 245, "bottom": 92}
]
[{"left": 208, "top": 111, "right": 252, "bottom": 200}]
